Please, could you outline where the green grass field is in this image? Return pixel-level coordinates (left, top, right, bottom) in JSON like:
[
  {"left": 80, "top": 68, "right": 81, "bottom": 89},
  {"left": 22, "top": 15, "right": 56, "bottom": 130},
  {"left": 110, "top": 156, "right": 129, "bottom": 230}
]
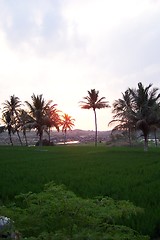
[{"left": 0, "top": 145, "right": 160, "bottom": 238}]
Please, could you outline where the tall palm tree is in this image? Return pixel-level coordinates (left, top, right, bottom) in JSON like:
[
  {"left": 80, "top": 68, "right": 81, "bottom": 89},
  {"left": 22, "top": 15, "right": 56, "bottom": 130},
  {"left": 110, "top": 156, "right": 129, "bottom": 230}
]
[
  {"left": 80, "top": 89, "right": 110, "bottom": 146},
  {"left": 2, "top": 95, "right": 22, "bottom": 145},
  {"left": 61, "top": 113, "right": 75, "bottom": 144}
]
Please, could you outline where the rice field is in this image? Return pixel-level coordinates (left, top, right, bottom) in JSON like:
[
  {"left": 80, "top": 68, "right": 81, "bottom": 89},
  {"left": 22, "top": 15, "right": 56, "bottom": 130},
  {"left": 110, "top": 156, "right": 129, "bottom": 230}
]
[{"left": 0, "top": 145, "right": 160, "bottom": 238}]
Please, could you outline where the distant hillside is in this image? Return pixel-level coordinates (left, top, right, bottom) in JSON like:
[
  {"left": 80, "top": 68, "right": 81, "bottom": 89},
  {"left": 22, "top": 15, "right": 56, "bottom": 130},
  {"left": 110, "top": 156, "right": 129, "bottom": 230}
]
[{"left": 0, "top": 129, "right": 111, "bottom": 145}]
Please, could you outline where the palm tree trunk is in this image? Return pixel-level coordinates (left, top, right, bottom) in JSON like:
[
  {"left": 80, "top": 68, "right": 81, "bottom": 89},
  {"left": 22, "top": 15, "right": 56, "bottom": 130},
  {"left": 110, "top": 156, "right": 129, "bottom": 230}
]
[
  {"left": 23, "top": 129, "right": 28, "bottom": 146},
  {"left": 144, "top": 135, "right": 148, "bottom": 151},
  {"left": 16, "top": 130, "right": 23, "bottom": 146},
  {"left": 136, "top": 120, "right": 149, "bottom": 151},
  {"left": 154, "top": 129, "right": 158, "bottom": 147},
  {"left": 39, "top": 133, "right": 43, "bottom": 146},
  {"left": 128, "top": 128, "right": 132, "bottom": 146},
  {"left": 64, "top": 130, "right": 67, "bottom": 144},
  {"left": 48, "top": 127, "right": 51, "bottom": 143},
  {"left": 15, "top": 110, "right": 23, "bottom": 145},
  {"left": 94, "top": 109, "right": 98, "bottom": 147},
  {"left": 8, "top": 126, "right": 13, "bottom": 146}
]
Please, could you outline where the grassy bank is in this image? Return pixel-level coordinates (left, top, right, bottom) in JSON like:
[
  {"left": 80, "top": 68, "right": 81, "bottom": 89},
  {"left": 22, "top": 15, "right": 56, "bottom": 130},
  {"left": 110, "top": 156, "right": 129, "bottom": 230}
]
[{"left": 0, "top": 145, "right": 160, "bottom": 238}]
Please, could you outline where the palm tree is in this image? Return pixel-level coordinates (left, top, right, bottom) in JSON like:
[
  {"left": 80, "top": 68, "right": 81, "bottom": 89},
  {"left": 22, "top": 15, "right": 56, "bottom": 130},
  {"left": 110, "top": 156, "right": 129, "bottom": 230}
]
[
  {"left": 44, "top": 106, "right": 61, "bottom": 143},
  {"left": 2, "top": 111, "right": 13, "bottom": 145},
  {"left": 18, "top": 109, "right": 34, "bottom": 146},
  {"left": 61, "top": 113, "right": 75, "bottom": 144},
  {"left": 110, "top": 83, "right": 160, "bottom": 150},
  {"left": 25, "top": 94, "right": 48, "bottom": 146},
  {"left": 80, "top": 89, "right": 110, "bottom": 146},
  {"left": 129, "top": 82, "right": 160, "bottom": 151},
  {"left": 3, "top": 95, "right": 21, "bottom": 116},
  {"left": 109, "top": 90, "right": 136, "bottom": 145},
  {"left": 2, "top": 95, "right": 22, "bottom": 145},
  {"left": 25, "top": 94, "right": 59, "bottom": 146}
]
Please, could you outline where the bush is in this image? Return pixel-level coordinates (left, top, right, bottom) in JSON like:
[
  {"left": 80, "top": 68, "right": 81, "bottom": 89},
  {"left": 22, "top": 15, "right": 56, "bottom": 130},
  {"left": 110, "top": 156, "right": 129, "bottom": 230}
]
[{"left": 0, "top": 182, "right": 149, "bottom": 240}]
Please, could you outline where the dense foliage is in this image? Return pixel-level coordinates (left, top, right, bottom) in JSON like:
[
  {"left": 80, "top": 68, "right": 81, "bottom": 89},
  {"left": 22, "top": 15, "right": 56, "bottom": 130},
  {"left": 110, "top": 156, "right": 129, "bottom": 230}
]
[
  {"left": 1, "top": 94, "right": 75, "bottom": 146},
  {"left": 0, "top": 182, "right": 149, "bottom": 239},
  {"left": 110, "top": 82, "right": 160, "bottom": 150}
]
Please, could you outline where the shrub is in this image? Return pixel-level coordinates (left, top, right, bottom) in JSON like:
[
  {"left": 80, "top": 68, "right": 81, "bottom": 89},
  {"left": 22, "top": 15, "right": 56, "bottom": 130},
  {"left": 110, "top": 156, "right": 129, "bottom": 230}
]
[{"left": 0, "top": 182, "right": 149, "bottom": 240}]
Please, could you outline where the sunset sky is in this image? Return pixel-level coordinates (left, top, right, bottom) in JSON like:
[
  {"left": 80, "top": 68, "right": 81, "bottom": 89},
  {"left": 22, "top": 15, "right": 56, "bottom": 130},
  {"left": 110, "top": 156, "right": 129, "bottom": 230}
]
[{"left": 0, "top": 0, "right": 160, "bottom": 130}]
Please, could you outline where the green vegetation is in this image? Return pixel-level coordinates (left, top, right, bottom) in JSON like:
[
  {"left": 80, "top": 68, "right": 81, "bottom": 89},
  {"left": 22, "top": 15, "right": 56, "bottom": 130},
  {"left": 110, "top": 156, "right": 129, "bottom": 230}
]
[
  {"left": 0, "top": 182, "right": 149, "bottom": 240},
  {"left": 0, "top": 145, "right": 160, "bottom": 239},
  {"left": 110, "top": 82, "right": 160, "bottom": 151}
]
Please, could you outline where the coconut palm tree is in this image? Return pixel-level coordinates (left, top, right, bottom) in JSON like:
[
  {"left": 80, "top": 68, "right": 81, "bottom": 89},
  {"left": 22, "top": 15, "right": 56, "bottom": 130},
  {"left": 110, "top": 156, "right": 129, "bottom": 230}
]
[
  {"left": 3, "top": 95, "right": 21, "bottom": 116},
  {"left": 80, "top": 89, "right": 110, "bottom": 146},
  {"left": 44, "top": 106, "right": 61, "bottom": 143},
  {"left": 25, "top": 94, "right": 48, "bottom": 146},
  {"left": 61, "top": 113, "right": 75, "bottom": 144},
  {"left": 25, "top": 94, "right": 59, "bottom": 146},
  {"left": 17, "top": 109, "right": 34, "bottom": 146},
  {"left": 129, "top": 82, "right": 160, "bottom": 151},
  {"left": 2, "top": 111, "right": 13, "bottom": 145},
  {"left": 2, "top": 95, "right": 22, "bottom": 145},
  {"left": 109, "top": 90, "right": 136, "bottom": 145},
  {"left": 110, "top": 83, "right": 160, "bottom": 150}
]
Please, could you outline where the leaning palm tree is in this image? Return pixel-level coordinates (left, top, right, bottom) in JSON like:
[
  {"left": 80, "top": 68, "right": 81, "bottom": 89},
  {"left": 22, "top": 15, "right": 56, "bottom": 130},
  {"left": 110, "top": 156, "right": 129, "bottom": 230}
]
[
  {"left": 61, "top": 113, "right": 75, "bottom": 144},
  {"left": 80, "top": 89, "right": 110, "bottom": 146},
  {"left": 2, "top": 95, "right": 22, "bottom": 145}
]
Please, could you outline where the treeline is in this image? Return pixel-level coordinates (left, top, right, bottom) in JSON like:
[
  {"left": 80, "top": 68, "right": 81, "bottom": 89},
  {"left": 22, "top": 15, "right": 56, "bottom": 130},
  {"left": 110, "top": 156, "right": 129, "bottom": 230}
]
[
  {"left": 1, "top": 82, "right": 160, "bottom": 150},
  {"left": 80, "top": 82, "right": 160, "bottom": 150},
  {"left": 0, "top": 94, "right": 75, "bottom": 146},
  {"left": 109, "top": 82, "right": 160, "bottom": 151}
]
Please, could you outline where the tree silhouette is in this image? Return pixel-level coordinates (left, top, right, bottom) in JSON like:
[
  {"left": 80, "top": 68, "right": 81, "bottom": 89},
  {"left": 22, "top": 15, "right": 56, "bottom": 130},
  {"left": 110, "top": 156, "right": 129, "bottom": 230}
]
[
  {"left": 17, "top": 109, "right": 33, "bottom": 146},
  {"left": 80, "top": 89, "right": 110, "bottom": 146},
  {"left": 25, "top": 94, "right": 58, "bottom": 146},
  {"left": 44, "top": 105, "right": 61, "bottom": 143},
  {"left": 129, "top": 82, "right": 160, "bottom": 151},
  {"left": 111, "top": 82, "right": 160, "bottom": 150},
  {"left": 2, "top": 95, "right": 22, "bottom": 145},
  {"left": 109, "top": 90, "right": 135, "bottom": 145},
  {"left": 2, "top": 111, "right": 13, "bottom": 145},
  {"left": 61, "top": 113, "right": 75, "bottom": 144}
]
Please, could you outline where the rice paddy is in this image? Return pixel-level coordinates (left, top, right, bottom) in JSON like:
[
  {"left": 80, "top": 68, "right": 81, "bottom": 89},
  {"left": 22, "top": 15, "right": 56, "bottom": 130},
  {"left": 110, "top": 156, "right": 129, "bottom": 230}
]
[{"left": 0, "top": 145, "right": 160, "bottom": 238}]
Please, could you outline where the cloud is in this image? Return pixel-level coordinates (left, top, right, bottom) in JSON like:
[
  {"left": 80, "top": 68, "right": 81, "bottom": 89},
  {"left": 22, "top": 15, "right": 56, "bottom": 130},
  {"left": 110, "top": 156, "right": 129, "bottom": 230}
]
[
  {"left": 0, "top": 0, "right": 160, "bottom": 130},
  {"left": 0, "top": 0, "right": 88, "bottom": 57}
]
